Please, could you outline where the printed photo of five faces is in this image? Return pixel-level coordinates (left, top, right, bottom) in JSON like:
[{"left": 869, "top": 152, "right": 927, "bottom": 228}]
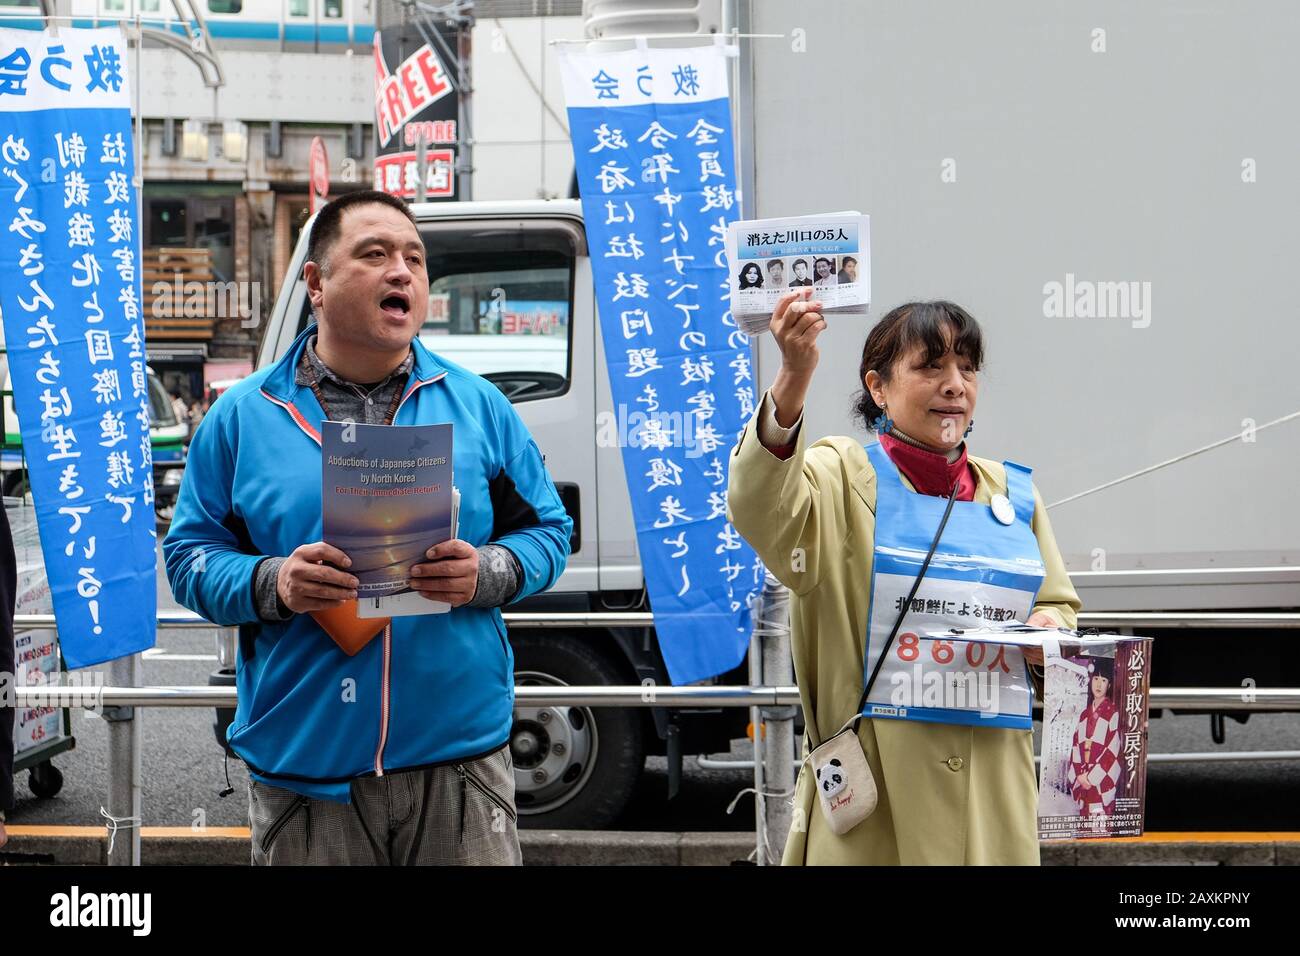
[{"left": 736, "top": 255, "right": 859, "bottom": 290}]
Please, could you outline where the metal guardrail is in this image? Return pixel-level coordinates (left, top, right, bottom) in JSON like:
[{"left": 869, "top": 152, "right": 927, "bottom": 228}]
[
  {"left": 16, "top": 610, "right": 1300, "bottom": 630},
  {"left": 706, "top": 750, "right": 1300, "bottom": 771},
  {"left": 13, "top": 607, "right": 1300, "bottom": 712},
  {"left": 12, "top": 685, "right": 1300, "bottom": 710},
  {"left": 12, "top": 684, "right": 794, "bottom": 709},
  {"left": 1073, "top": 612, "right": 1300, "bottom": 629},
  {"left": 9, "top": 608, "right": 1300, "bottom": 867}
]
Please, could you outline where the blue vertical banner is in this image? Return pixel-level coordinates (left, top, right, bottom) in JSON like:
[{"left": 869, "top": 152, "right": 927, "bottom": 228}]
[
  {"left": 559, "top": 41, "right": 761, "bottom": 684},
  {"left": 0, "top": 27, "right": 156, "bottom": 668}
]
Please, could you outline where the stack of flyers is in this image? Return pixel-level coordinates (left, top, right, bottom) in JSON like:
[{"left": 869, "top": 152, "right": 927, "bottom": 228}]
[{"left": 724, "top": 211, "right": 870, "bottom": 335}]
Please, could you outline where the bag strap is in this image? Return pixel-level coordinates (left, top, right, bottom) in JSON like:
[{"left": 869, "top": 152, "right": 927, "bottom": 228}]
[{"left": 845, "top": 478, "right": 962, "bottom": 738}]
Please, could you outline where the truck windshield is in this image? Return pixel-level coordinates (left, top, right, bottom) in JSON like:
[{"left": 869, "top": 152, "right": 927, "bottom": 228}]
[{"left": 418, "top": 224, "right": 574, "bottom": 401}]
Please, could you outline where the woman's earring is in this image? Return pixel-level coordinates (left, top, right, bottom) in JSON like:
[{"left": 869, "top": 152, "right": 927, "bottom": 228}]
[
  {"left": 871, "top": 403, "right": 894, "bottom": 434},
  {"left": 964, "top": 419, "right": 974, "bottom": 438}
]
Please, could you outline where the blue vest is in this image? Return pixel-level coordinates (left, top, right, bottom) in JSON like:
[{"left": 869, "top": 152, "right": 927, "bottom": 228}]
[{"left": 860, "top": 441, "right": 1046, "bottom": 730}]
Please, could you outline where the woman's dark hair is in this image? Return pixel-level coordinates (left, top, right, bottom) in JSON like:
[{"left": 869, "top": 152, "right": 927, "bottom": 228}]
[
  {"left": 852, "top": 300, "right": 985, "bottom": 430},
  {"left": 1088, "top": 657, "right": 1115, "bottom": 683},
  {"left": 738, "top": 263, "right": 763, "bottom": 289}
]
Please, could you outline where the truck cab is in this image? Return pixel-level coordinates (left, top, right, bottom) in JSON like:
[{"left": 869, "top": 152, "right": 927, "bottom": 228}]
[{"left": 212, "top": 198, "right": 749, "bottom": 827}]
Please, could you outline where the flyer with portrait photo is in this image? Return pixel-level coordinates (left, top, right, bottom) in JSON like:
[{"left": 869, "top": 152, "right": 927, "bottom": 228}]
[
  {"left": 724, "top": 211, "right": 870, "bottom": 334},
  {"left": 1036, "top": 634, "right": 1153, "bottom": 840},
  {"left": 322, "top": 421, "right": 456, "bottom": 617},
  {"left": 925, "top": 625, "right": 1154, "bottom": 840}
]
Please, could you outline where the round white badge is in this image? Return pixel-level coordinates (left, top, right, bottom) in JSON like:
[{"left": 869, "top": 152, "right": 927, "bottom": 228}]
[{"left": 991, "top": 493, "right": 1015, "bottom": 526}]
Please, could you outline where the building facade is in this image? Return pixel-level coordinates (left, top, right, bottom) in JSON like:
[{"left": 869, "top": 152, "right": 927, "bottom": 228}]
[{"left": 3, "top": 0, "right": 582, "bottom": 403}]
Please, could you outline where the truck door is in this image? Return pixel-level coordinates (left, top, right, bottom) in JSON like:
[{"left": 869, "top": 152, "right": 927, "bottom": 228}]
[{"left": 415, "top": 216, "right": 595, "bottom": 593}]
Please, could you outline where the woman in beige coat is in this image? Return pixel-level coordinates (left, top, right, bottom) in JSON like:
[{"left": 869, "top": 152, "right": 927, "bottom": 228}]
[{"left": 727, "top": 292, "right": 1080, "bottom": 866}]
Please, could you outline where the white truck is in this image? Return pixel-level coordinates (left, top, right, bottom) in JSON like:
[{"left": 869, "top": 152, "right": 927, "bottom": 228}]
[
  {"left": 728, "top": 0, "right": 1300, "bottom": 724},
  {"left": 212, "top": 1, "right": 1299, "bottom": 828}
]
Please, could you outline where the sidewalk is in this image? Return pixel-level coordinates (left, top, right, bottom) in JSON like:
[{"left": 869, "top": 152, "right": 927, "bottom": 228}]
[{"left": 4, "top": 827, "right": 1299, "bottom": 865}]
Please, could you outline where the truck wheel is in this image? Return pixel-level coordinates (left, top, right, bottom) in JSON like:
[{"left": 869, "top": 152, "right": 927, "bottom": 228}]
[
  {"left": 155, "top": 502, "right": 175, "bottom": 534},
  {"left": 509, "top": 632, "right": 643, "bottom": 829},
  {"left": 209, "top": 668, "right": 237, "bottom": 756},
  {"left": 29, "top": 761, "right": 64, "bottom": 799},
  {"left": 2, "top": 470, "right": 30, "bottom": 499}
]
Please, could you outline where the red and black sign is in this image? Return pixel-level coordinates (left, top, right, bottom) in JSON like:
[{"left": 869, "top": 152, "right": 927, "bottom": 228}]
[
  {"left": 372, "top": 14, "right": 461, "bottom": 201},
  {"left": 374, "top": 148, "right": 455, "bottom": 200}
]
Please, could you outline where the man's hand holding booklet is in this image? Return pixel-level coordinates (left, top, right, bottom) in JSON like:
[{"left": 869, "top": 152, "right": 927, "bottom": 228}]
[{"left": 315, "top": 420, "right": 460, "bottom": 654}]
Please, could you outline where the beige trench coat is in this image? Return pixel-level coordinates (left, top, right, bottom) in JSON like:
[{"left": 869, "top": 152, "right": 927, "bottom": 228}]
[{"left": 727, "top": 392, "right": 1081, "bottom": 866}]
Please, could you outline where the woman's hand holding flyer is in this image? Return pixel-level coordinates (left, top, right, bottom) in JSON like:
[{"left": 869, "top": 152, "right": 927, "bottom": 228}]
[{"left": 724, "top": 211, "right": 870, "bottom": 335}]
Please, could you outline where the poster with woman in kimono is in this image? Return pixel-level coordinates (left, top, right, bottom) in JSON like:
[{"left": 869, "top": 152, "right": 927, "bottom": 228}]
[
  {"left": 1037, "top": 637, "right": 1152, "bottom": 839},
  {"left": 1067, "top": 656, "right": 1121, "bottom": 822}
]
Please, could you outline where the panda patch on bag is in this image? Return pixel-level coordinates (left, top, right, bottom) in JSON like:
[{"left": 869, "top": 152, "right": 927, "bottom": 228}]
[
  {"left": 816, "top": 758, "right": 847, "bottom": 798},
  {"left": 807, "top": 726, "right": 877, "bottom": 835}
]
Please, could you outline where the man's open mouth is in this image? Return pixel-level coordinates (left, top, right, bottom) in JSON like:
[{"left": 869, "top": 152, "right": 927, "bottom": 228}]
[{"left": 380, "top": 293, "right": 410, "bottom": 318}]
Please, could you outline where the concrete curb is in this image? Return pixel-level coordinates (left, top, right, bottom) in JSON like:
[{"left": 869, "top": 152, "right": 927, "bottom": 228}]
[
  {"left": 521, "top": 830, "right": 757, "bottom": 866},
  {"left": 3, "top": 828, "right": 1298, "bottom": 866}
]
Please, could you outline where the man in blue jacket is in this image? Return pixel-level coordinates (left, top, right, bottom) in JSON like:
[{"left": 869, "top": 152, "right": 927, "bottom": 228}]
[{"left": 164, "top": 191, "right": 572, "bottom": 865}]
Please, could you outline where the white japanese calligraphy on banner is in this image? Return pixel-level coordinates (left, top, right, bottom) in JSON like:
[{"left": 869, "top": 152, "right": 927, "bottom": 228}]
[
  {"left": 558, "top": 42, "right": 761, "bottom": 684},
  {"left": 0, "top": 27, "right": 156, "bottom": 668}
]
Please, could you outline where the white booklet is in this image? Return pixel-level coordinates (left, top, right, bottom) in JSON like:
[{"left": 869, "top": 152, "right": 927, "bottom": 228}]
[{"left": 724, "top": 211, "right": 871, "bottom": 334}]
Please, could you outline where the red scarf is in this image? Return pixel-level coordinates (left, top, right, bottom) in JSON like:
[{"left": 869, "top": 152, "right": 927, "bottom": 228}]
[
  {"left": 759, "top": 419, "right": 977, "bottom": 501},
  {"left": 878, "top": 432, "right": 977, "bottom": 502}
]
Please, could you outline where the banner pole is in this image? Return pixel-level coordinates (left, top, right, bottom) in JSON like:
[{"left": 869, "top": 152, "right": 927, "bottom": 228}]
[{"left": 102, "top": 18, "right": 146, "bottom": 868}]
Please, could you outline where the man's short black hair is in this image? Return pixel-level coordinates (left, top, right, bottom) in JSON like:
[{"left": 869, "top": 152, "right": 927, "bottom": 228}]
[{"left": 306, "top": 190, "right": 418, "bottom": 275}]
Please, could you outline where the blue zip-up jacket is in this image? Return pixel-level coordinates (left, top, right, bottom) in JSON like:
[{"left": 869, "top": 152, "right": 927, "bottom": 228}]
[{"left": 163, "top": 324, "right": 572, "bottom": 802}]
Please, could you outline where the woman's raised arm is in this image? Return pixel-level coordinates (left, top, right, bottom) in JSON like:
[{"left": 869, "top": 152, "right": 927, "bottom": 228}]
[{"left": 727, "top": 289, "right": 854, "bottom": 596}]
